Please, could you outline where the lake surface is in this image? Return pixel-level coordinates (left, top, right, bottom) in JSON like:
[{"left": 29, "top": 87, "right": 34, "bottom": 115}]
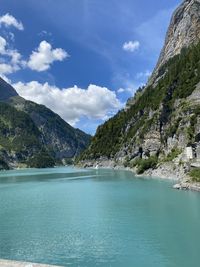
[{"left": 0, "top": 167, "right": 200, "bottom": 267}]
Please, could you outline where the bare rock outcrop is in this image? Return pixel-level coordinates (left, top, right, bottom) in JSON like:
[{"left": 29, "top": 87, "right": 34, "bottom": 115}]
[{"left": 150, "top": 0, "right": 200, "bottom": 84}]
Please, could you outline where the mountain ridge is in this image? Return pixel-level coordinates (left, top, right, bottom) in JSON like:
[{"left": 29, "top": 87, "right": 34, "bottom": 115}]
[
  {"left": 0, "top": 77, "right": 18, "bottom": 101},
  {"left": 0, "top": 79, "right": 91, "bottom": 169},
  {"left": 79, "top": 0, "right": 200, "bottom": 181}
]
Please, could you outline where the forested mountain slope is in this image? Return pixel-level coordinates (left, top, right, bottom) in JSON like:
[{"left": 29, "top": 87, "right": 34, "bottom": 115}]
[
  {"left": 79, "top": 0, "right": 200, "bottom": 178},
  {"left": 0, "top": 78, "right": 91, "bottom": 169}
]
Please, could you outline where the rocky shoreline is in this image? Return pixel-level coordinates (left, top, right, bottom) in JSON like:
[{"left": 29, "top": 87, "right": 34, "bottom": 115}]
[
  {"left": 2, "top": 160, "right": 200, "bottom": 193},
  {"left": 80, "top": 159, "right": 200, "bottom": 193},
  {"left": 172, "top": 182, "right": 200, "bottom": 192}
]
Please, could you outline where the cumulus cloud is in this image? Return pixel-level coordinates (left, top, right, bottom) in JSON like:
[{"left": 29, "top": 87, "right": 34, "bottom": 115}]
[
  {"left": 27, "top": 41, "right": 69, "bottom": 71},
  {"left": 0, "top": 15, "right": 69, "bottom": 74},
  {"left": 13, "top": 81, "right": 122, "bottom": 126},
  {"left": 123, "top": 40, "right": 140, "bottom": 52},
  {"left": 0, "top": 61, "right": 20, "bottom": 75},
  {"left": 0, "top": 13, "right": 24, "bottom": 30},
  {"left": 0, "top": 36, "right": 68, "bottom": 75},
  {"left": 0, "top": 63, "right": 13, "bottom": 75},
  {"left": 0, "top": 36, "right": 24, "bottom": 75}
]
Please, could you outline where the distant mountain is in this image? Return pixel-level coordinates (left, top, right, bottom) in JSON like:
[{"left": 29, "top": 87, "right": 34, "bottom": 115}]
[
  {"left": 0, "top": 101, "right": 54, "bottom": 169},
  {"left": 0, "top": 77, "right": 18, "bottom": 101},
  {"left": 0, "top": 78, "right": 91, "bottom": 169},
  {"left": 79, "top": 0, "right": 200, "bottom": 179},
  {"left": 9, "top": 96, "right": 91, "bottom": 159}
]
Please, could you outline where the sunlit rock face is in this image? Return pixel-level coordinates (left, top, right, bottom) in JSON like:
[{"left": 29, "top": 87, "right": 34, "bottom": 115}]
[
  {"left": 150, "top": 0, "right": 200, "bottom": 83},
  {"left": 80, "top": 0, "right": 200, "bottom": 180}
]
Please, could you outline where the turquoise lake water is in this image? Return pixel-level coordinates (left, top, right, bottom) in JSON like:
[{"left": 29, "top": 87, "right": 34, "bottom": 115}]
[{"left": 0, "top": 167, "right": 200, "bottom": 267}]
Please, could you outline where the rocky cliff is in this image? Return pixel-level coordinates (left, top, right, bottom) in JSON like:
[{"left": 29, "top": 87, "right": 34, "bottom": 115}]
[
  {"left": 0, "top": 79, "right": 91, "bottom": 169},
  {"left": 79, "top": 0, "right": 200, "bottom": 180},
  {"left": 150, "top": 0, "right": 200, "bottom": 84}
]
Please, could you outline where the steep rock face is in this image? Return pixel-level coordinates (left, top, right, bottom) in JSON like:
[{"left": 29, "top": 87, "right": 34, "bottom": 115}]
[
  {"left": 80, "top": 0, "right": 200, "bottom": 178},
  {"left": 151, "top": 0, "right": 200, "bottom": 83}
]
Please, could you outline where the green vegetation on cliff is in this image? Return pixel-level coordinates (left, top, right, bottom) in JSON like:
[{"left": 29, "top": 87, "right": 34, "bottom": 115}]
[
  {"left": 0, "top": 79, "right": 91, "bottom": 169},
  {"left": 190, "top": 168, "right": 200, "bottom": 182},
  {"left": 0, "top": 102, "right": 41, "bottom": 152},
  {"left": 9, "top": 97, "right": 91, "bottom": 159},
  {"left": 0, "top": 102, "right": 55, "bottom": 168},
  {"left": 27, "top": 151, "right": 55, "bottom": 168},
  {"left": 125, "top": 156, "right": 158, "bottom": 174},
  {"left": 80, "top": 41, "right": 200, "bottom": 168}
]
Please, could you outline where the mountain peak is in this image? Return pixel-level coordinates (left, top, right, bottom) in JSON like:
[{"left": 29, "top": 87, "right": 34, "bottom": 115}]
[
  {"left": 150, "top": 0, "right": 200, "bottom": 82},
  {"left": 0, "top": 77, "right": 18, "bottom": 101}
]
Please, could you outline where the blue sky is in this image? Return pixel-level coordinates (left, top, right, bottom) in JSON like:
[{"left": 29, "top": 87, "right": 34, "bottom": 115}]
[{"left": 0, "top": 0, "right": 181, "bottom": 134}]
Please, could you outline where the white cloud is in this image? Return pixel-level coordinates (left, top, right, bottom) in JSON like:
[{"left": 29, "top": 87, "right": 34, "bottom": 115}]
[
  {"left": 123, "top": 40, "right": 140, "bottom": 52},
  {"left": 0, "top": 36, "right": 7, "bottom": 54},
  {"left": 27, "top": 41, "right": 69, "bottom": 71},
  {"left": 0, "top": 63, "right": 13, "bottom": 75},
  {"left": 13, "top": 81, "right": 122, "bottom": 126},
  {"left": 0, "top": 13, "right": 24, "bottom": 30},
  {"left": 0, "top": 37, "right": 68, "bottom": 75},
  {"left": 0, "top": 35, "right": 24, "bottom": 75},
  {"left": 117, "top": 87, "right": 137, "bottom": 95},
  {"left": 0, "top": 61, "right": 20, "bottom": 75},
  {"left": 9, "top": 50, "right": 21, "bottom": 65},
  {"left": 117, "top": 88, "right": 125, "bottom": 93},
  {"left": 136, "top": 70, "right": 151, "bottom": 80}
]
